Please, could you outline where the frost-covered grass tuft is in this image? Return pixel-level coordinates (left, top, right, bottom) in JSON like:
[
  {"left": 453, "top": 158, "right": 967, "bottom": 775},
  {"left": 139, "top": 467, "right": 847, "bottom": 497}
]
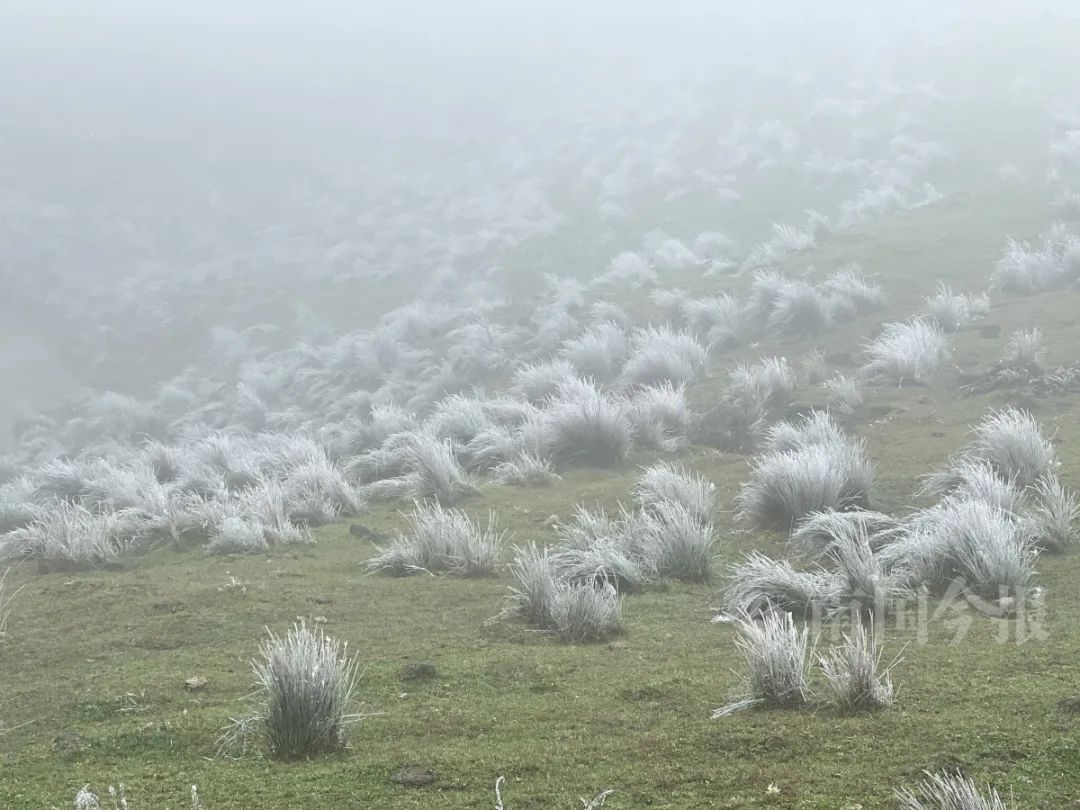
[
  {"left": 922, "top": 284, "right": 989, "bottom": 332},
  {"left": 633, "top": 463, "right": 715, "bottom": 527},
  {"left": 491, "top": 453, "right": 561, "bottom": 487},
  {"left": 818, "top": 618, "right": 897, "bottom": 712},
  {"left": 365, "top": 501, "right": 503, "bottom": 576},
  {"left": 541, "top": 384, "right": 633, "bottom": 468},
  {"left": 895, "top": 770, "right": 1009, "bottom": 810},
  {"left": 918, "top": 458, "right": 1026, "bottom": 513},
  {"left": 889, "top": 498, "right": 1038, "bottom": 602},
  {"left": 627, "top": 383, "right": 691, "bottom": 451},
  {"left": 860, "top": 319, "right": 951, "bottom": 384},
  {"left": 510, "top": 360, "right": 578, "bottom": 405},
  {"left": 1027, "top": 475, "right": 1078, "bottom": 552},
  {"left": 968, "top": 408, "right": 1056, "bottom": 487},
  {"left": 824, "top": 373, "right": 864, "bottom": 416},
  {"left": 737, "top": 428, "right": 874, "bottom": 530},
  {"left": 993, "top": 235, "right": 1068, "bottom": 294},
  {"left": 617, "top": 326, "right": 708, "bottom": 390},
  {"left": 727, "top": 356, "right": 797, "bottom": 408},
  {"left": 504, "top": 545, "right": 623, "bottom": 642},
  {"left": 766, "top": 280, "right": 834, "bottom": 336},
  {"left": 5, "top": 502, "right": 142, "bottom": 570},
  {"left": 636, "top": 502, "right": 716, "bottom": 583},
  {"left": 353, "top": 432, "right": 478, "bottom": 504},
  {"left": 788, "top": 509, "right": 900, "bottom": 559},
  {"left": 234, "top": 622, "right": 361, "bottom": 760},
  {"left": 722, "top": 551, "right": 837, "bottom": 617},
  {"left": 560, "top": 322, "right": 628, "bottom": 382},
  {"left": 1001, "top": 327, "right": 1045, "bottom": 371},
  {"left": 713, "top": 612, "right": 813, "bottom": 716},
  {"left": 548, "top": 580, "right": 623, "bottom": 642}
]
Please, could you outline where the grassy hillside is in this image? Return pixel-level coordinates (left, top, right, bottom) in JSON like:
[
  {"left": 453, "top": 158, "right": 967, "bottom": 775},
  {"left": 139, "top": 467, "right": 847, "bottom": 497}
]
[{"left": 3, "top": 192, "right": 1080, "bottom": 809}]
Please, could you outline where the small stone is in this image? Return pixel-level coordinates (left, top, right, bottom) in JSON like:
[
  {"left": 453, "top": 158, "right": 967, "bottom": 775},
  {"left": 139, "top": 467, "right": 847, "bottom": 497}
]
[
  {"left": 392, "top": 765, "right": 437, "bottom": 787},
  {"left": 184, "top": 676, "right": 209, "bottom": 691}
]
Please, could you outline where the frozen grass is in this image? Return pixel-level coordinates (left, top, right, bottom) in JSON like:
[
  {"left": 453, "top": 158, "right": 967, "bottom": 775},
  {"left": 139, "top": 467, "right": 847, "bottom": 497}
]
[
  {"left": 736, "top": 435, "right": 874, "bottom": 530},
  {"left": 540, "top": 384, "right": 633, "bottom": 469},
  {"left": 918, "top": 458, "right": 1026, "bottom": 513},
  {"left": 365, "top": 501, "right": 503, "bottom": 577},
  {"left": 788, "top": 509, "right": 900, "bottom": 559},
  {"left": 560, "top": 322, "right": 628, "bottom": 382},
  {"left": 633, "top": 463, "right": 715, "bottom": 527},
  {"left": 727, "top": 356, "right": 797, "bottom": 407},
  {"left": 722, "top": 551, "right": 838, "bottom": 617},
  {"left": 922, "top": 283, "right": 989, "bottom": 332},
  {"left": 510, "top": 360, "right": 579, "bottom": 405},
  {"left": 824, "top": 373, "right": 864, "bottom": 416},
  {"left": 1027, "top": 475, "right": 1079, "bottom": 552},
  {"left": 0, "top": 567, "right": 20, "bottom": 649},
  {"left": 1001, "top": 327, "right": 1045, "bottom": 371},
  {"left": 860, "top": 319, "right": 951, "bottom": 385},
  {"left": 763, "top": 411, "right": 847, "bottom": 454},
  {"left": 818, "top": 618, "right": 897, "bottom": 712},
  {"left": 235, "top": 622, "right": 361, "bottom": 760},
  {"left": 890, "top": 498, "right": 1038, "bottom": 603},
  {"left": 504, "top": 545, "right": 623, "bottom": 642},
  {"left": 635, "top": 501, "right": 715, "bottom": 583},
  {"left": 353, "top": 432, "right": 479, "bottom": 504},
  {"left": 713, "top": 612, "right": 813, "bottom": 716},
  {"left": 993, "top": 236, "right": 1067, "bottom": 294},
  {"left": 895, "top": 770, "right": 1009, "bottom": 810},
  {"left": 548, "top": 580, "right": 623, "bottom": 642},
  {"left": 967, "top": 408, "right": 1056, "bottom": 487},
  {"left": 821, "top": 265, "right": 886, "bottom": 311},
  {"left": 766, "top": 280, "right": 834, "bottom": 336},
  {"left": 5, "top": 502, "right": 141, "bottom": 570},
  {"left": 491, "top": 453, "right": 561, "bottom": 487},
  {"left": 627, "top": 383, "right": 690, "bottom": 451},
  {"left": 616, "top": 326, "right": 708, "bottom": 390}
]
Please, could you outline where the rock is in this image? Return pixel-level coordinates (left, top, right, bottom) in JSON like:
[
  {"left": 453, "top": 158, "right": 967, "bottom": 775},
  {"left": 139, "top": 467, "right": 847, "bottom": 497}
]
[
  {"left": 184, "top": 676, "right": 209, "bottom": 691},
  {"left": 392, "top": 766, "right": 437, "bottom": 787},
  {"left": 402, "top": 662, "right": 438, "bottom": 681},
  {"left": 313, "top": 596, "right": 332, "bottom": 605}
]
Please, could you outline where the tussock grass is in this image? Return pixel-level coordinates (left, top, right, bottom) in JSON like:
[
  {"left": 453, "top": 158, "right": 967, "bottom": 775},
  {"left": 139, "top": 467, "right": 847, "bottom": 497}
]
[
  {"left": 818, "top": 618, "right": 898, "bottom": 712},
  {"left": 860, "top": 319, "right": 951, "bottom": 384},
  {"left": 736, "top": 434, "right": 874, "bottom": 530},
  {"left": 365, "top": 501, "right": 503, "bottom": 576},
  {"left": 713, "top": 612, "right": 813, "bottom": 716},
  {"left": 633, "top": 463, "right": 715, "bottom": 527},
  {"left": 224, "top": 622, "right": 361, "bottom": 761},
  {"left": 896, "top": 770, "right": 1009, "bottom": 810},
  {"left": 722, "top": 551, "right": 838, "bottom": 617}
]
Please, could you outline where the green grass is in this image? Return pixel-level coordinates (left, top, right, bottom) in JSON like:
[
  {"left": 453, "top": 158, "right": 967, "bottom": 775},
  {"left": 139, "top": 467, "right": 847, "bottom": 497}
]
[{"left": 4, "top": 193, "right": 1080, "bottom": 808}]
